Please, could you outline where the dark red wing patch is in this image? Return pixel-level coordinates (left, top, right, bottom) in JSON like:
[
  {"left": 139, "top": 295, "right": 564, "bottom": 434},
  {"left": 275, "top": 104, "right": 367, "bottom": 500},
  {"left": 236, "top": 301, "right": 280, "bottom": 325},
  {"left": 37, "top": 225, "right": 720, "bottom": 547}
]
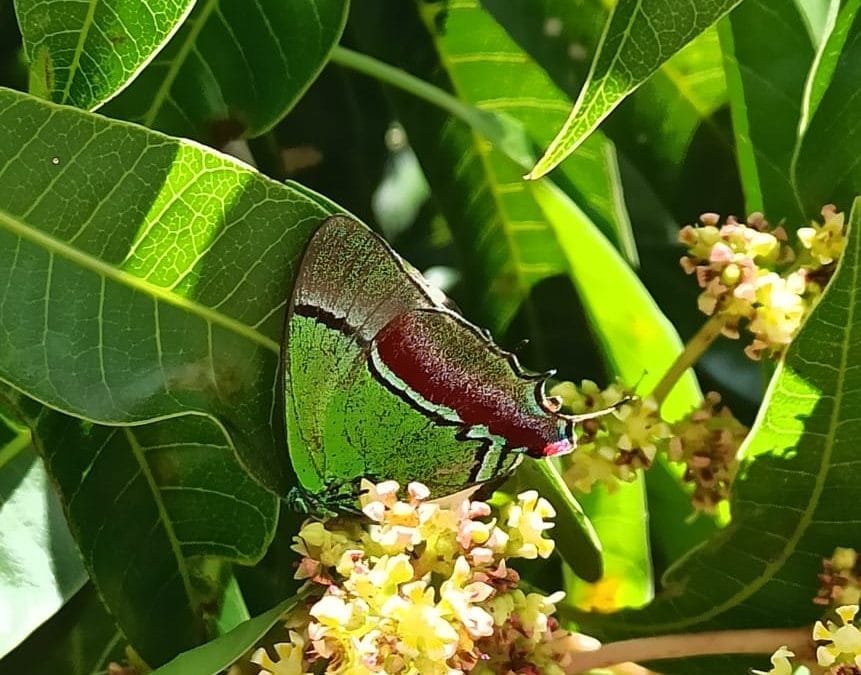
[{"left": 373, "top": 309, "right": 572, "bottom": 457}]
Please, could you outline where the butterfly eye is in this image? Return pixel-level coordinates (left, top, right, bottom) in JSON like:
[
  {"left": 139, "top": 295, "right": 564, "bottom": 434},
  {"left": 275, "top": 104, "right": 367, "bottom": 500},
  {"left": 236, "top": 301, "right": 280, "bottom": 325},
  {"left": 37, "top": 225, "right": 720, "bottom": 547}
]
[{"left": 545, "top": 395, "right": 564, "bottom": 413}]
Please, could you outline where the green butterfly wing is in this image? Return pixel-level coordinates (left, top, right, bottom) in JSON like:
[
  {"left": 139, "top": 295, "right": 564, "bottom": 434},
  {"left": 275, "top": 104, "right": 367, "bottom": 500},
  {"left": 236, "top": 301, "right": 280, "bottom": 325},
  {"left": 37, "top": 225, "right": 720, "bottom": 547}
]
[{"left": 283, "top": 216, "right": 572, "bottom": 505}]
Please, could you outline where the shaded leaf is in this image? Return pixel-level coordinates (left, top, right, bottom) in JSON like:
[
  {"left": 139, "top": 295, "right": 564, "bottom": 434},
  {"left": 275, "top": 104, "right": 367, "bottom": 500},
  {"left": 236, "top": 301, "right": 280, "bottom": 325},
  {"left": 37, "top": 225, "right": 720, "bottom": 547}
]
[
  {"left": 579, "top": 198, "right": 861, "bottom": 674},
  {"left": 528, "top": 0, "right": 744, "bottom": 179},
  {"left": 14, "top": 0, "right": 194, "bottom": 109},
  {"left": 0, "top": 422, "right": 87, "bottom": 658},
  {"left": 104, "top": 0, "right": 349, "bottom": 144},
  {"left": 719, "top": 0, "right": 813, "bottom": 222},
  {"left": 0, "top": 86, "right": 337, "bottom": 495},
  {"left": 151, "top": 597, "right": 295, "bottom": 675},
  {"left": 0, "top": 390, "right": 278, "bottom": 666}
]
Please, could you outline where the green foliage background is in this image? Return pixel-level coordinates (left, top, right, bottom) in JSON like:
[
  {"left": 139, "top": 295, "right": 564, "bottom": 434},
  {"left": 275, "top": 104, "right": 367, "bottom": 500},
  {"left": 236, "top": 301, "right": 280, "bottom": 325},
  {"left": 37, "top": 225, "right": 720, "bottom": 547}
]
[{"left": 0, "top": 0, "right": 859, "bottom": 673}]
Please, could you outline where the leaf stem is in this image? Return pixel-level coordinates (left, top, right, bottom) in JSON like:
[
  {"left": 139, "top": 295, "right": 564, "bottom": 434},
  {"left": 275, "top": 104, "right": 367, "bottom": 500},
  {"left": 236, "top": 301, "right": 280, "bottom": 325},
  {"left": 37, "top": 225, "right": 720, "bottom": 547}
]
[
  {"left": 330, "top": 46, "right": 477, "bottom": 127},
  {"left": 649, "top": 314, "right": 726, "bottom": 405},
  {"left": 566, "top": 626, "right": 814, "bottom": 673},
  {"left": 0, "top": 428, "right": 32, "bottom": 471}
]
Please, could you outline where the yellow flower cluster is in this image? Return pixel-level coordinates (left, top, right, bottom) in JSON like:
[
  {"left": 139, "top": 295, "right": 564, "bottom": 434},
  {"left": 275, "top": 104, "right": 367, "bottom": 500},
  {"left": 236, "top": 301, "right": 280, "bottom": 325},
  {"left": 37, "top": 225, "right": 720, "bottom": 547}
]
[
  {"left": 667, "top": 391, "right": 748, "bottom": 513},
  {"left": 552, "top": 380, "right": 670, "bottom": 493},
  {"left": 679, "top": 206, "right": 845, "bottom": 359},
  {"left": 249, "top": 481, "right": 585, "bottom": 674}
]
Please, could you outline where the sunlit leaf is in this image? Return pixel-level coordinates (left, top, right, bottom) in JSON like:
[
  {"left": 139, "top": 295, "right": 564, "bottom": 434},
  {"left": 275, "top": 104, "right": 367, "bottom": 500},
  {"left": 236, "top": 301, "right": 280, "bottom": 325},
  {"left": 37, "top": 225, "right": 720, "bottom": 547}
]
[
  {"left": 15, "top": 0, "right": 194, "bottom": 109},
  {"left": 528, "top": 0, "right": 744, "bottom": 179},
  {"left": 0, "top": 86, "right": 337, "bottom": 495}
]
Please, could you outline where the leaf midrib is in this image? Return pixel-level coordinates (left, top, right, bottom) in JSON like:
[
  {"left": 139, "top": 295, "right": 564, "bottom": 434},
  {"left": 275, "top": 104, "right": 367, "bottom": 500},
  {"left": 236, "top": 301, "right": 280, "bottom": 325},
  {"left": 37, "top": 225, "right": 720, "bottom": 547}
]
[
  {"left": 59, "top": 0, "right": 99, "bottom": 103},
  {"left": 0, "top": 206, "right": 279, "bottom": 353}
]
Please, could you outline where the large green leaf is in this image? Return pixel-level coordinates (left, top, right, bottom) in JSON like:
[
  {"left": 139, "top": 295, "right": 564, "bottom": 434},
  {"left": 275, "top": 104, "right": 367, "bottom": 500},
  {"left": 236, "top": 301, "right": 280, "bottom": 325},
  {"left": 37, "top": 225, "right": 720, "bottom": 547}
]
[
  {"left": 719, "top": 0, "right": 813, "bottom": 223},
  {"left": 795, "top": 0, "right": 861, "bottom": 214},
  {"left": 528, "top": 0, "right": 744, "bottom": 179},
  {"left": 0, "top": 86, "right": 337, "bottom": 495},
  {"left": 14, "top": 0, "right": 194, "bottom": 110},
  {"left": 2, "top": 390, "right": 277, "bottom": 666},
  {"left": 1, "top": 585, "right": 124, "bottom": 674},
  {"left": 579, "top": 198, "right": 861, "bottom": 674},
  {"left": 104, "top": 0, "right": 349, "bottom": 143},
  {"left": 0, "top": 422, "right": 87, "bottom": 658}
]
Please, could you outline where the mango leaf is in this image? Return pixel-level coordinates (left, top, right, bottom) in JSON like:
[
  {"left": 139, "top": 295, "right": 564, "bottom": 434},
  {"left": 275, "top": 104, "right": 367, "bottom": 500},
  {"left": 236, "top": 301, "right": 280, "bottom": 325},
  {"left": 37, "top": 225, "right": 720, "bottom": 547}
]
[
  {"left": 0, "top": 585, "right": 124, "bottom": 674},
  {"left": 152, "top": 596, "right": 295, "bottom": 675},
  {"left": 0, "top": 86, "right": 337, "bottom": 495},
  {"left": 103, "top": 0, "right": 349, "bottom": 143},
  {"left": 14, "top": 0, "right": 194, "bottom": 110},
  {"left": 1, "top": 389, "right": 277, "bottom": 666},
  {"left": 482, "top": 0, "right": 731, "bottom": 216},
  {"left": 798, "top": 0, "right": 855, "bottom": 132},
  {"left": 532, "top": 179, "right": 704, "bottom": 609},
  {"left": 718, "top": 0, "right": 813, "bottom": 223},
  {"left": 795, "top": 1, "right": 861, "bottom": 214},
  {"left": 0, "top": 421, "right": 87, "bottom": 658},
  {"left": 527, "top": 0, "right": 744, "bottom": 179},
  {"left": 577, "top": 198, "right": 861, "bottom": 674},
  {"left": 532, "top": 180, "right": 701, "bottom": 422}
]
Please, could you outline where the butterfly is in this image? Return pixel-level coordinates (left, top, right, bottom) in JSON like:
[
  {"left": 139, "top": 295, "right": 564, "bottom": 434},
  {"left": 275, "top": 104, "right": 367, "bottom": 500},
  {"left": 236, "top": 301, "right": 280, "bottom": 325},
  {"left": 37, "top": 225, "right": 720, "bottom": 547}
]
[{"left": 282, "top": 215, "right": 602, "bottom": 513}]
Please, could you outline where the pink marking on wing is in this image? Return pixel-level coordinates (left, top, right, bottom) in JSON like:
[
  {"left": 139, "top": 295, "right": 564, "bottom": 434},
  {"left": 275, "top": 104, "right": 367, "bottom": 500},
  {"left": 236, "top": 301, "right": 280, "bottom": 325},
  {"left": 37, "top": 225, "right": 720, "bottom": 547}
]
[{"left": 542, "top": 439, "right": 574, "bottom": 457}]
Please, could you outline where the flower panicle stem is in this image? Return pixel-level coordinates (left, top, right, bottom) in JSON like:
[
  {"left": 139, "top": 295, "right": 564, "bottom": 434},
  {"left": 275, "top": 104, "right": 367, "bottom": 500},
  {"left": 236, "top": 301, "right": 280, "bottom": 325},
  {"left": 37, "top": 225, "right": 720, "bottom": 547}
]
[
  {"left": 565, "top": 626, "right": 814, "bottom": 673},
  {"left": 649, "top": 314, "right": 726, "bottom": 406}
]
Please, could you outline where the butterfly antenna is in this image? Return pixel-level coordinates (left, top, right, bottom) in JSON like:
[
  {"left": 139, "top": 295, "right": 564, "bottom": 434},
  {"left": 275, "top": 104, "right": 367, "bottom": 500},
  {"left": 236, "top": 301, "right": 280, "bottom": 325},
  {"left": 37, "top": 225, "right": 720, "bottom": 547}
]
[{"left": 559, "top": 393, "right": 637, "bottom": 423}]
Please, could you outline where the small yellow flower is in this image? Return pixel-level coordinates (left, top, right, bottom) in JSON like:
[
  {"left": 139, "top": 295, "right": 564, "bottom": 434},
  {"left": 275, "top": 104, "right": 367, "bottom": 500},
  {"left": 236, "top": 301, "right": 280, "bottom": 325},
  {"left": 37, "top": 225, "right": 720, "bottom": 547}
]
[
  {"left": 814, "top": 604, "right": 861, "bottom": 667},
  {"left": 746, "top": 270, "right": 808, "bottom": 359},
  {"left": 251, "top": 632, "right": 308, "bottom": 675},
  {"left": 504, "top": 490, "right": 556, "bottom": 559},
  {"left": 798, "top": 204, "right": 846, "bottom": 266},
  {"left": 752, "top": 645, "right": 794, "bottom": 675},
  {"left": 388, "top": 580, "right": 459, "bottom": 661}
]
